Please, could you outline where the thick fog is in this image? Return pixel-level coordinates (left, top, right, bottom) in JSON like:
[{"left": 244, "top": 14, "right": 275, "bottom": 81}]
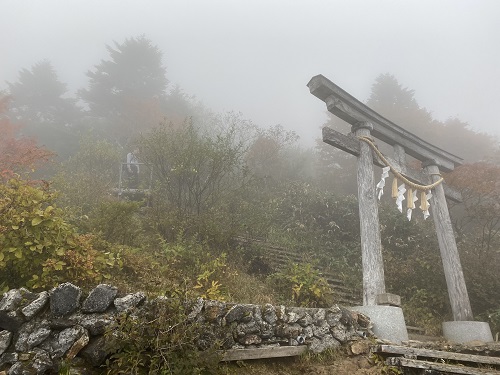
[{"left": 2, "top": 0, "right": 499, "bottom": 146}]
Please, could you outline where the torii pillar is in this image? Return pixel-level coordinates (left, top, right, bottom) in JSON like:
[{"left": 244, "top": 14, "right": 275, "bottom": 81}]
[{"left": 352, "top": 121, "right": 386, "bottom": 306}]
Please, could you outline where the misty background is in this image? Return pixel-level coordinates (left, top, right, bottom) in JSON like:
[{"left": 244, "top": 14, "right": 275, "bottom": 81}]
[
  {"left": 3, "top": 0, "right": 500, "bottom": 342},
  {"left": 2, "top": 0, "right": 500, "bottom": 147}
]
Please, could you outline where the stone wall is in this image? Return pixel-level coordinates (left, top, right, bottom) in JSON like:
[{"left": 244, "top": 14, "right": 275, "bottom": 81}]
[{"left": 0, "top": 283, "right": 372, "bottom": 374}]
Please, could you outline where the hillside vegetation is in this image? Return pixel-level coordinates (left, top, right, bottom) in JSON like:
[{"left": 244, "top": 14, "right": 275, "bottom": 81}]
[{"left": 2, "top": 37, "right": 500, "bottom": 373}]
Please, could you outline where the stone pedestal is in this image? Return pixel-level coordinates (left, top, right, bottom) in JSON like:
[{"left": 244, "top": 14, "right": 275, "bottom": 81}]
[
  {"left": 351, "top": 305, "right": 408, "bottom": 344},
  {"left": 442, "top": 321, "right": 493, "bottom": 343}
]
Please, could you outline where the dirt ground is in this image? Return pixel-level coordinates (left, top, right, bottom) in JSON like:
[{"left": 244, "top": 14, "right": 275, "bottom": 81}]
[
  {"left": 219, "top": 342, "right": 389, "bottom": 375},
  {"left": 220, "top": 355, "right": 385, "bottom": 375}
]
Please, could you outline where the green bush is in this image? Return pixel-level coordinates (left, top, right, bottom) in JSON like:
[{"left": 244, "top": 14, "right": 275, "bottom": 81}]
[
  {"left": 53, "top": 134, "right": 121, "bottom": 216},
  {"left": 401, "top": 288, "right": 446, "bottom": 335},
  {"left": 161, "top": 234, "right": 230, "bottom": 301},
  {"left": 0, "top": 177, "right": 119, "bottom": 291},
  {"left": 270, "top": 262, "right": 333, "bottom": 307},
  {"left": 88, "top": 200, "right": 143, "bottom": 246}
]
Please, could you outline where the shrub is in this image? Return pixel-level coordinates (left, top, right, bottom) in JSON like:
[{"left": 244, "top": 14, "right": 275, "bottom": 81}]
[
  {"left": 0, "top": 177, "right": 118, "bottom": 291},
  {"left": 270, "top": 262, "right": 333, "bottom": 307},
  {"left": 53, "top": 134, "right": 121, "bottom": 216},
  {"left": 161, "top": 235, "right": 230, "bottom": 301},
  {"left": 88, "top": 200, "right": 143, "bottom": 246}
]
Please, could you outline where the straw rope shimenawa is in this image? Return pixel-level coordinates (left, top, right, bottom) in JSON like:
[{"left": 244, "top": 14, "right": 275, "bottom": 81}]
[{"left": 357, "top": 136, "right": 444, "bottom": 191}]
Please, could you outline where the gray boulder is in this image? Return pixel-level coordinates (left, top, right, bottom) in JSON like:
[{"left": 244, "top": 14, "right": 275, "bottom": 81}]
[
  {"left": 80, "top": 314, "right": 114, "bottom": 336},
  {"left": 52, "top": 325, "right": 87, "bottom": 359},
  {"left": 0, "top": 352, "right": 18, "bottom": 368},
  {"left": 262, "top": 304, "right": 277, "bottom": 325},
  {"left": 0, "top": 310, "right": 23, "bottom": 332},
  {"left": 26, "top": 327, "right": 51, "bottom": 349},
  {"left": 32, "top": 348, "right": 53, "bottom": 374},
  {"left": 15, "top": 320, "right": 37, "bottom": 352},
  {"left": 50, "top": 283, "right": 81, "bottom": 317},
  {"left": 21, "top": 292, "right": 49, "bottom": 320},
  {"left": 82, "top": 284, "right": 117, "bottom": 313},
  {"left": 79, "top": 336, "right": 107, "bottom": 367},
  {"left": 0, "top": 289, "right": 24, "bottom": 311},
  {"left": 309, "top": 334, "right": 340, "bottom": 353},
  {"left": 225, "top": 304, "right": 252, "bottom": 323},
  {"left": 114, "top": 292, "right": 145, "bottom": 313},
  {"left": 0, "top": 330, "right": 12, "bottom": 355}
]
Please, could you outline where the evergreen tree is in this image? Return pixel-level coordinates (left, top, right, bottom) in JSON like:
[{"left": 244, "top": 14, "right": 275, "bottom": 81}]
[
  {"left": 79, "top": 36, "right": 169, "bottom": 145},
  {"left": 366, "top": 73, "right": 434, "bottom": 138},
  {"left": 7, "top": 60, "right": 79, "bottom": 126},
  {"left": 6, "top": 61, "right": 81, "bottom": 160},
  {"left": 366, "top": 73, "right": 498, "bottom": 162}
]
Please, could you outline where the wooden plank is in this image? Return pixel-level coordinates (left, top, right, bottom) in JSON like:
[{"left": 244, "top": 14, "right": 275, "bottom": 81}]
[
  {"left": 354, "top": 124, "right": 386, "bottom": 306},
  {"left": 220, "top": 346, "right": 307, "bottom": 361},
  {"left": 308, "top": 75, "right": 463, "bottom": 172},
  {"left": 322, "top": 126, "right": 462, "bottom": 202},
  {"left": 426, "top": 163, "right": 473, "bottom": 321},
  {"left": 407, "top": 333, "right": 443, "bottom": 342},
  {"left": 387, "top": 357, "right": 500, "bottom": 374},
  {"left": 376, "top": 345, "right": 500, "bottom": 366},
  {"left": 405, "top": 326, "right": 426, "bottom": 335}
]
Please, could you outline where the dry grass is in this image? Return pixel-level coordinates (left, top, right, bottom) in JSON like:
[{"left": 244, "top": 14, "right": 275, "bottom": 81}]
[{"left": 223, "top": 269, "right": 280, "bottom": 305}]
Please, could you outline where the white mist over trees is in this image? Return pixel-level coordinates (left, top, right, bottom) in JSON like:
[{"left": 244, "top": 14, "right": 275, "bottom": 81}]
[
  {"left": 79, "top": 36, "right": 169, "bottom": 146},
  {"left": 2, "top": 35, "right": 500, "bottom": 339},
  {"left": 5, "top": 61, "right": 81, "bottom": 159},
  {"left": 366, "top": 73, "right": 498, "bottom": 162}
]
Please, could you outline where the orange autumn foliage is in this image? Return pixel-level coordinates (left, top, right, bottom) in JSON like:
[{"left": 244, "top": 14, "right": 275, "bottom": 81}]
[{"left": 0, "top": 96, "right": 53, "bottom": 179}]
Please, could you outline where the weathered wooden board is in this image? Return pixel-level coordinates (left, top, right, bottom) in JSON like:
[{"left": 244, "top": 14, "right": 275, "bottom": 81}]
[
  {"left": 221, "top": 346, "right": 307, "bottom": 361},
  {"left": 387, "top": 357, "right": 500, "bottom": 374},
  {"left": 377, "top": 345, "right": 500, "bottom": 366},
  {"left": 308, "top": 74, "right": 463, "bottom": 172},
  {"left": 405, "top": 326, "right": 426, "bottom": 335},
  {"left": 322, "top": 126, "right": 462, "bottom": 202}
]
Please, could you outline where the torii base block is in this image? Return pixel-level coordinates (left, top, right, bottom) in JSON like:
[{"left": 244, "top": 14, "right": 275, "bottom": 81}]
[
  {"left": 351, "top": 305, "right": 408, "bottom": 344},
  {"left": 442, "top": 321, "right": 493, "bottom": 343}
]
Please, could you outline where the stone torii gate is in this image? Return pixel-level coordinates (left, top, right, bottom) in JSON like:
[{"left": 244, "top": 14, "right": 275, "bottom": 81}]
[{"left": 307, "top": 75, "right": 492, "bottom": 342}]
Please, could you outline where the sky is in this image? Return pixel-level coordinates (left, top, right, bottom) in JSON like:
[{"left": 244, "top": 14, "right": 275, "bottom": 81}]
[{"left": 1, "top": 0, "right": 500, "bottom": 147}]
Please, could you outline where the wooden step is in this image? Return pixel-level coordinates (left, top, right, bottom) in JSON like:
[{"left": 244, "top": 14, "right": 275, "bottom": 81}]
[
  {"left": 375, "top": 345, "right": 500, "bottom": 366},
  {"left": 387, "top": 357, "right": 500, "bottom": 374},
  {"left": 407, "top": 333, "right": 442, "bottom": 342},
  {"left": 406, "top": 325, "right": 426, "bottom": 335},
  {"left": 221, "top": 346, "right": 307, "bottom": 361}
]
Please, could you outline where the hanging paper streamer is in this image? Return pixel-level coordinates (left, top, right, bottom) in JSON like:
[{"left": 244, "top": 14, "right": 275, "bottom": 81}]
[
  {"left": 421, "top": 191, "right": 432, "bottom": 219},
  {"left": 376, "top": 166, "right": 390, "bottom": 200},
  {"left": 391, "top": 177, "right": 398, "bottom": 199},
  {"left": 407, "top": 188, "right": 413, "bottom": 209},
  {"left": 419, "top": 191, "right": 428, "bottom": 212},
  {"left": 365, "top": 135, "right": 445, "bottom": 221},
  {"left": 406, "top": 189, "right": 418, "bottom": 221},
  {"left": 376, "top": 166, "right": 433, "bottom": 220},
  {"left": 396, "top": 183, "right": 406, "bottom": 213}
]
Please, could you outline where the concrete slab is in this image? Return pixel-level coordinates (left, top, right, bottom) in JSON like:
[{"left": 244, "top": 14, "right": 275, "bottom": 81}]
[
  {"left": 351, "top": 305, "right": 408, "bottom": 344},
  {"left": 442, "top": 321, "right": 493, "bottom": 343}
]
